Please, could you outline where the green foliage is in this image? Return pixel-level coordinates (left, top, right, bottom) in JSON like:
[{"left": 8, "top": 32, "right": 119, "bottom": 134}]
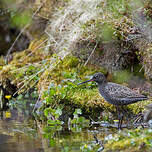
[
  {"left": 80, "top": 143, "right": 102, "bottom": 152},
  {"left": 43, "top": 107, "right": 90, "bottom": 149},
  {"left": 80, "top": 144, "right": 93, "bottom": 152},
  {"left": 9, "top": 90, "right": 38, "bottom": 115},
  {"left": 11, "top": 10, "right": 32, "bottom": 28},
  {"left": 43, "top": 107, "right": 90, "bottom": 127},
  {"left": 68, "top": 109, "right": 90, "bottom": 132},
  {"left": 42, "top": 80, "right": 78, "bottom": 106},
  {"left": 112, "top": 70, "right": 132, "bottom": 84},
  {"left": 43, "top": 107, "right": 64, "bottom": 146},
  {"left": 62, "top": 56, "right": 79, "bottom": 68},
  {"left": 11, "top": 64, "right": 41, "bottom": 82},
  {"left": 70, "top": 109, "right": 90, "bottom": 125},
  {"left": 106, "top": 0, "right": 129, "bottom": 16},
  {"left": 43, "top": 125, "right": 62, "bottom": 147},
  {"left": 44, "top": 107, "right": 64, "bottom": 125},
  {"left": 101, "top": 24, "right": 115, "bottom": 42},
  {"left": 42, "top": 69, "right": 90, "bottom": 107}
]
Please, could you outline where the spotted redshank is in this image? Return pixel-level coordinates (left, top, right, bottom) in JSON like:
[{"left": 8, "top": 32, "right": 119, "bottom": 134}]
[{"left": 78, "top": 72, "right": 148, "bottom": 129}]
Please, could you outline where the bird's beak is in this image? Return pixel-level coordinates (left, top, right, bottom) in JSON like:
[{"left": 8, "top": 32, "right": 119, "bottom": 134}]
[{"left": 77, "top": 79, "right": 94, "bottom": 85}]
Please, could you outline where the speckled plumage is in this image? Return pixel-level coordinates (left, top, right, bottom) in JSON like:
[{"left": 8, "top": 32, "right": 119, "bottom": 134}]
[
  {"left": 88, "top": 72, "right": 147, "bottom": 106},
  {"left": 78, "top": 72, "right": 148, "bottom": 129},
  {"left": 99, "top": 82, "right": 147, "bottom": 106}
]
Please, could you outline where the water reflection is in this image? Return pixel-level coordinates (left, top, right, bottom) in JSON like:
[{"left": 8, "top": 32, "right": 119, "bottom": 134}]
[
  {"left": 0, "top": 110, "right": 44, "bottom": 152},
  {"left": 0, "top": 108, "right": 116, "bottom": 152}
]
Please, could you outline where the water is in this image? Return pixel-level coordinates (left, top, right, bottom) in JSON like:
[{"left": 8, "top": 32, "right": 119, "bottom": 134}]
[
  {"left": 0, "top": 110, "right": 43, "bottom": 152},
  {"left": 0, "top": 108, "right": 116, "bottom": 152}
]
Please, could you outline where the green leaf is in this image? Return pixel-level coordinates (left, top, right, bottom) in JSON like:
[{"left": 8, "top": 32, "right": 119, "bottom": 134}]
[
  {"left": 17, "top": 94, "right": 23, "bottom": 100},
  {"left": 49, "top": 89, "right": 56, "bottom": 96},
  {"left": 74, "top": 109, "right": 82, "bottom": 115},
  {"left": 11, "top": 10, "right": 32, "bottom": 28},
  {"left": 55, "top": 108, "right": 62, "bottom": 116},
  {"left": 49, "top": 138, "right": 56, "bottom": 146}
]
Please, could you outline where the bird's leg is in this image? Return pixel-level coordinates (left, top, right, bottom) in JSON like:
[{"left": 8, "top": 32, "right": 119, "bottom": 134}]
[
  {"left": 119, "top": 112, "right": 124, "bottom": 129},
  {"left": 116, "top": 106, "right": 124, "bottom": 129},
  {"left": 121, "top": 106, "right": 133, "bottom": 127}
]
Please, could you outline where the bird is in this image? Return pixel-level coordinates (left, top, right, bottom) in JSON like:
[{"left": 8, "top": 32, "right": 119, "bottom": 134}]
[{"left": 78, "top": 72, "right": 148, "bottom": 129}]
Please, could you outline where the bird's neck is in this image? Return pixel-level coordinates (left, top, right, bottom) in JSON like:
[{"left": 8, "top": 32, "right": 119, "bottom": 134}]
[
  {"left": 97, "top": 80, "right": 107, "bottom": 86},
  {"left": 98, "top": 82, "right": 107, "bottom": 98}
]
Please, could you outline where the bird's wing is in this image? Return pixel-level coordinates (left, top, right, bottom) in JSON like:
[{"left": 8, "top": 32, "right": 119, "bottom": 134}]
[{"left": 105, "top": 82, "right": 146, "bottom": 99}]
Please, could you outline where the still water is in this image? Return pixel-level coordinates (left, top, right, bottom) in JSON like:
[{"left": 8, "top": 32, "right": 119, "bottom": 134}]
[
  {"left": 0, "top": 109, "right": 43, "bottom": 152},
  {"left": 0, "top": 107, "right": 116, "bottom": 152}
]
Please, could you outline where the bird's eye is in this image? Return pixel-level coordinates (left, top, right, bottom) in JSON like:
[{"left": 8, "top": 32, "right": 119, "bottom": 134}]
[{"left": 95, "top": 75, "right": 99, "bottom": 78}]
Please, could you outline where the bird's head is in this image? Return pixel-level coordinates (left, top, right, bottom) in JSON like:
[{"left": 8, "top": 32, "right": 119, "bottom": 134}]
[{"left": 78, "top": 72, "right": 107, "bottom": 85}]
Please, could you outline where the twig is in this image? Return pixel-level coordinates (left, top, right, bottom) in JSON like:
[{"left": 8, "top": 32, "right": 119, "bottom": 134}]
[
  {"left": 32, "top": 90, "right": 42, "bottom": 113},
  {"left": 84, "top": 42, "right": 98, "bottom": 66},
  {"left": 13, "top": 67, "right": 46, "bottom": 96},
  {"left": 6, "top": 24, "right": 29, "bottom": 60},
  {"left": 25, "top": 38, "right": 48, "bottom": 58},
  {"left": 6, "top": 0, "right": 46, "bottom": 58}
]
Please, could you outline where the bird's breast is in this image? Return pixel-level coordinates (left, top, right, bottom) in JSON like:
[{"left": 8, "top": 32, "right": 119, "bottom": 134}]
[
  {"left": 98, "top": 86, "right": 112, "bottom": 102},
  {"left": 98, "top": 85, "right": 120, "bottom": 105}
]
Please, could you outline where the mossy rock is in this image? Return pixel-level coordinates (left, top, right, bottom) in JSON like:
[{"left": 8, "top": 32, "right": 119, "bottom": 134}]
[
  {"left": 0, "top": 38, "right": 49, "bottom": 92},
  {"left": 104, "top": 127, "right": 152, "bottom": 152}
]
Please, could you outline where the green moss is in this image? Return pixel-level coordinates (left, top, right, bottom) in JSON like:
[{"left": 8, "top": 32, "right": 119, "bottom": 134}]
[
  {"left": 101, "top": 24, "right": 116, "bottom": 42},
  {"left": 37, "top": 54, "right": 151, "bottom": 121},
  {"left": 0, "top": 44, "right": 149, "bottom": 121},
  {"left": 112, "top": 70, "right": 132, "bottom": 84},
  {"left": 104, "top": 127, "right": 152, "bottom": 151},
  {"left": 37, "top": 55, "right": 118, "bottom": 120},
  {"left": 62, "top": 56, "right": 79, "bottom": 68},
  {"left": 0, "top": 38, "right": 49, "bottom": 92},
  {"left": 11, "top": 10, "right": 32, "bottom": 28},
  {"left": 128, "top": 99, "right": 152, "bottom": 114}
]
